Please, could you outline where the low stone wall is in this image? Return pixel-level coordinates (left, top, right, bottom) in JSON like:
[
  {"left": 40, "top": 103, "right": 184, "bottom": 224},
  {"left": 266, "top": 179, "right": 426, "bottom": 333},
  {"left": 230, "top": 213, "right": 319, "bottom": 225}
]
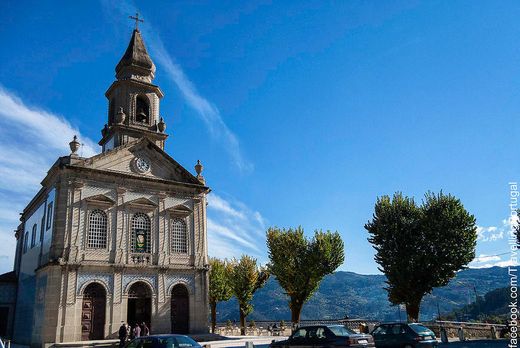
[{"left": 425, "top": 321, "right": 507, "bottom": 340}]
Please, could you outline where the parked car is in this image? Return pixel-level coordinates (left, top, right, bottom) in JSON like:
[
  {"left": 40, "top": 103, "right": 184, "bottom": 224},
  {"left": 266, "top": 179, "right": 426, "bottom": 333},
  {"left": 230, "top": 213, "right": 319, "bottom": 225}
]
[
  {"left": 371, "top": 323, "right": 438, "bottom": 348},
  {"left": 269, "top": 324, "right": 375, "bottom": 348},
  {"left": 125, "top": 334, "right": 202, "bottom": 348}
]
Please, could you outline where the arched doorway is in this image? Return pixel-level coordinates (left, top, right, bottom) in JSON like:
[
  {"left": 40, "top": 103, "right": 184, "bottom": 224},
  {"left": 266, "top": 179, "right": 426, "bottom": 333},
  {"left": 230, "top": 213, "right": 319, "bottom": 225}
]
[
  {"left": 81, "top": 283, "right": 106, "bottom": 340},
  {"left": 127, "top": 282, "right": 152, "bottom": 330},
  {"left": 171, "top": 284, "right": 189, "bottom": 334}
]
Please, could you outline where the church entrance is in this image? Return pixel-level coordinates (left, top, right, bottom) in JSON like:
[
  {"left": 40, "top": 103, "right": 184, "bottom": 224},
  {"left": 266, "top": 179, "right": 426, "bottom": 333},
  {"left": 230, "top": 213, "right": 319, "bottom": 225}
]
[
  {"left": 127, "top": 282, "right": 152, "bottom": 330},
  {"left": 170, "top": 284, "right": 189, "bottom": 334},
  {"left": 81, "top": 283, "right": 106, "bottom": 340}
]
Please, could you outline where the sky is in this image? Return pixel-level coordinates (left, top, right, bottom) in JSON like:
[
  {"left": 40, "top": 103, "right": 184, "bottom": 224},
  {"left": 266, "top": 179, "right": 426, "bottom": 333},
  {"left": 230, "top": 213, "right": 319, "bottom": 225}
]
[{"left": 0, "top": 0, "right": 518, "bottom": 275}]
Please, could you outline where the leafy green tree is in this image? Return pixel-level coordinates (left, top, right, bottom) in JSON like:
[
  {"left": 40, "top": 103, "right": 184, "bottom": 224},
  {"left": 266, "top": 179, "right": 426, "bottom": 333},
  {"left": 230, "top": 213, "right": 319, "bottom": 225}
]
[
  {"left": 515, "top": 209, "right": 520, "bottom": 245},
  {"left": 229, "top": 255, "right": 269, "bottom": 335},
  {"left": 209, "top": 258, "right": 233, "bottom": 333},
  {"left": 365, "top": 192, "right": 477, "bottom": 322},
  {"left": 266, "top": 227, "right": 344, "bottom": 324}
]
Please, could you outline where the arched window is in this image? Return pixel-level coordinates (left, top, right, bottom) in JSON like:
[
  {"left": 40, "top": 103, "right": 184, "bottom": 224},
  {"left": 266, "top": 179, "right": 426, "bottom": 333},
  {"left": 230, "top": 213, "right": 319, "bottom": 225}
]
[
  {"left": 108, "top": 98, "right": 115, "bottom": 125},
  {"left": 87, "top": 210, "right": 108, "bottom": 249},
  {"left": 171, "top": 218, "right": 187, "bottom": 254},
  {"left": 23, "top": 232, "right": 29, "bottom": 253},
  {"left": 132, "top": 213, "right": 151, "bottom": 253},
  {"left": 135, "top": 96, "right": 149, "bottom": 124},
  {"left": 31, "top": 224, "right": 37, "bottom": 248}
]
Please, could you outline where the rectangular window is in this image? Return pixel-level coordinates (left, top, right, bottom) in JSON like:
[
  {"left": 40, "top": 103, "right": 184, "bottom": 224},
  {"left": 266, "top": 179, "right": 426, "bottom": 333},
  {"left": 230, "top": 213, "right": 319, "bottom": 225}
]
[
  {"left": 23, "top": 232, "right": 28, "bottom": 253},
  {"left": 46, "top": 202, "right": 53, "bottom": 230},
  {"left": 31, "top": 224, "right": 37, "bottom": 248}
]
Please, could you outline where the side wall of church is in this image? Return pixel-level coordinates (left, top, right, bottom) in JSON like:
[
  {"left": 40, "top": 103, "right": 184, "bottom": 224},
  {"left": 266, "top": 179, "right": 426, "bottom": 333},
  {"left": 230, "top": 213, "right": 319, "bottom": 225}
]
[{"left": 12, "top": 188, "right": 56, "bottom": 346}]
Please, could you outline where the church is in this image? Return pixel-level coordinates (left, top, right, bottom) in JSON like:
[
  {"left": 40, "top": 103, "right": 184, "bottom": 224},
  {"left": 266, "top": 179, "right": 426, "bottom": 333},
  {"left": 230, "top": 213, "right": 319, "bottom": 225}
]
[{"left": 0, "top": 24, "right": 211, "bottom": 346}]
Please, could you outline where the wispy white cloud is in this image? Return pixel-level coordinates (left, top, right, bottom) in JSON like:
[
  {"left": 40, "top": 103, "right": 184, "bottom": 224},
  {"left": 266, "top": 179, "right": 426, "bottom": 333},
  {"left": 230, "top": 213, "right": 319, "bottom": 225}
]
[
  {"left": 469, "top": 253, "right": 517, "bottom": 269},
  {"left": 476, "top": 216, "right": 517, "bottom": 242},
  {"left": 101, "top": 0, "right": 253, "bottom": 173},
  {"left": 0, "top": 87, "right": 97, "bottom": 274},
  {"left": 207, "top": 193, "right": 267, "bottom": 261}
]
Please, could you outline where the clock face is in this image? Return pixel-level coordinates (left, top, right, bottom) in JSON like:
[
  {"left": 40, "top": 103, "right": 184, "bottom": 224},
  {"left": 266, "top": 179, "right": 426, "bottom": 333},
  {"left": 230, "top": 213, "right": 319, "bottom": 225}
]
[{"left": 135, "top": 157, "right": 151, "bottom": 173}]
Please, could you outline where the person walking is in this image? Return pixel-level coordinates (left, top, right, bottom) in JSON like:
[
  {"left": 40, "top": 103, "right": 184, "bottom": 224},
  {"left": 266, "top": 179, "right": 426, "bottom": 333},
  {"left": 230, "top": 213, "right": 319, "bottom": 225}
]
[
  {"left": 141, "top": 322, "right": 150, "bottom": 336},
  {"left": 118, "top": 322, "right": 128, "bottom": 348},
  {"left": 133, "top": 323, "right": 141, "bottom": 338}
]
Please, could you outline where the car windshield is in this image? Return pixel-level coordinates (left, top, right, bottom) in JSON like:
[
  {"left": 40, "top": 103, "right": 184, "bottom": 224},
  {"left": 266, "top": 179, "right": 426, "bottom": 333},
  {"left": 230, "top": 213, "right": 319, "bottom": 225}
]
[
  {"left": 409, "top": 324, "right": 434, "bottom": 336},
  {"left": 157, "top": 336, "right": 199, "bottom": 348},
  {"left": 327, "top": 325, "right": 356, "bottom": 337}
]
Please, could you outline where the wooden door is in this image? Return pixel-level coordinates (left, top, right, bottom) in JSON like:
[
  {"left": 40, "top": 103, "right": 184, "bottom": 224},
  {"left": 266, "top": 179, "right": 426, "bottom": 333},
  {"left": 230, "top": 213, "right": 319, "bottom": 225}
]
[
  {"left": 81, "top": 283, "right": 106, "bottom": 340},
  {"left": 171, "top": 285, "right": 189, "bottom": 334}
]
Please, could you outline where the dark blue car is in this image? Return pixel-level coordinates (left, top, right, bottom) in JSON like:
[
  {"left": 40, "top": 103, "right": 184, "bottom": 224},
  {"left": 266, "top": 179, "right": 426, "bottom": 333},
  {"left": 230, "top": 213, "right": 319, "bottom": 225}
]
[
  {"left": 371, "top": 323, "right": 438, "bottom": 348},
  {"left": 125, "top": 334, "right": 202, "bottom": 348}
]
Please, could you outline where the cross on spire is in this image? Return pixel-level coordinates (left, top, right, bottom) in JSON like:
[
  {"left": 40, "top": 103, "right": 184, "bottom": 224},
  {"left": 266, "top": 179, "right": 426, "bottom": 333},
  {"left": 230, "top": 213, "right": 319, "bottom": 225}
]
[{"left": 129, "top": 12, "right": 144, "bottom": 30}]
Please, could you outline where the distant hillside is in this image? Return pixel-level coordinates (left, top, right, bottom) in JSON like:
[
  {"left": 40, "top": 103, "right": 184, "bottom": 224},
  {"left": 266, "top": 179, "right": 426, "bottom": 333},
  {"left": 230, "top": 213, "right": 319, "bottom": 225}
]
[
  {"left": 216, "top": 266, "right": 509, "bottom": 322},
  {"left": 446, "top": 286, "right": 510, "bottom": 323}
]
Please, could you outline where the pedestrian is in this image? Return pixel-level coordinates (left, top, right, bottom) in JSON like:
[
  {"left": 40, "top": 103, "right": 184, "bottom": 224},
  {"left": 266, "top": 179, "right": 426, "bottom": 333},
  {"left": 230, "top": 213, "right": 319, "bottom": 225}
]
[
  {"left": 118, "top": 322, "right": 128, "bottom": 348},
  {"left": 133, "top": 323, "right": 141, "bottom": 338},
  {"left": 141, "top": 322, "right": 150, "bottom": 336}
]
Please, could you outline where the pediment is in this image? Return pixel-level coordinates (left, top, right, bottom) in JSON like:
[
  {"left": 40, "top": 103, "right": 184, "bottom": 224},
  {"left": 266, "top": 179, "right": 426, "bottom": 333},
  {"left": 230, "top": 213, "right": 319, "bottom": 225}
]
[
  {"left": 125, "top": 197, "right": 157, "bottom": 210},
  {"left": 85, "top": 194, "right": 115, "bottom": 206},
  {"left": 80, "top": 138, "right": 204, "bottom": 187},
  {"left": 166, "top": 204, "right": 192, "bottom": 217}
]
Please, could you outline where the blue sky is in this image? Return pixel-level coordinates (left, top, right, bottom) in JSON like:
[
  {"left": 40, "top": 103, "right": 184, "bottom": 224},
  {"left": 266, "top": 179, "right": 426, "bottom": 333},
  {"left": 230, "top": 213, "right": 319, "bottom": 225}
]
[{"left": 0, "top": 1, "right": 517, "bottom": 274}]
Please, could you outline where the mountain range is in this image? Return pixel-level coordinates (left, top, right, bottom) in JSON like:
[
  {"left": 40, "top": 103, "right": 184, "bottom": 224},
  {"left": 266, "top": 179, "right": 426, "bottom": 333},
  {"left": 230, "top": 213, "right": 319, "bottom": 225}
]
[{"left": 216, "top": 266, "right": 509, "bottom": 322}]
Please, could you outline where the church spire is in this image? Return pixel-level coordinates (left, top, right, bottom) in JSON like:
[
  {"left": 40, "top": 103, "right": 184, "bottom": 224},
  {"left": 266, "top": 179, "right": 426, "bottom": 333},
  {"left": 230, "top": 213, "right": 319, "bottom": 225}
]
[
  {"left": 100, "top": 23, "right": 167, "bottom": 152},
  {"left": 115, "top": 24, "right": 156, "bottom": 82}
]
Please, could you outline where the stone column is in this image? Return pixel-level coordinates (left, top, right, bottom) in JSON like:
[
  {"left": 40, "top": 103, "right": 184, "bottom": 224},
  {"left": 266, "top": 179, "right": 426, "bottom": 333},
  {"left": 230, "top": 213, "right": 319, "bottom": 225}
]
[
  {"left": 115, "top": 187, "right": 127, "bottom": 264},
  {"left": 64, "top": 181, "right": 84, "bottom": 263},
  {"left": 157, "top": 193, "right": 167, "bottom": 266}
]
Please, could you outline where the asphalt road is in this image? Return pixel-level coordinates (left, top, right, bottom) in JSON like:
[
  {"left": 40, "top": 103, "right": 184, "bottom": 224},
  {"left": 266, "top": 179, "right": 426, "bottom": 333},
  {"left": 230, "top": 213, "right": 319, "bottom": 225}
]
[
  {"left": 439, "top": 339, "right": 508, "bottom": 347},
  {"left": 249, "top": 340, "right": 508, "bottom": 348}
]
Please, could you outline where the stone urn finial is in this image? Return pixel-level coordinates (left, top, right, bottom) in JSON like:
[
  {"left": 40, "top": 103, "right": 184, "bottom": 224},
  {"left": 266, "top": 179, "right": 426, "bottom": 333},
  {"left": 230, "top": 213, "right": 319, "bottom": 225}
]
[
  {"left": 101, "top": 124, "right": 109, "bottom": 137},
  {"left": 69, "top": 135, "right": 80, "bottom": 155},
  {"left": 115, "top": 107, "right": 126, "bottom": 124},
  {"left": 195, "top": 160, "right": 205, "bottom": 184},
  {"left": 157, "top": 117, "right": 166, "bottom": 133},
  {"left": 195, "top": 160, "right": 203, "bottom": 175}
]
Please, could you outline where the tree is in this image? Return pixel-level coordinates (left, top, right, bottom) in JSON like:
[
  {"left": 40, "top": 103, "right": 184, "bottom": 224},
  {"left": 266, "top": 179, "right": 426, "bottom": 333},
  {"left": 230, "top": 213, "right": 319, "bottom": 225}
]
[
  {"left": 209, "top": 258, "right": 233, "bottom": 333},
  {"left": 365, "top": 192, "right": 477, "bottom": 322},
  {"left": 266, "top": 227, "right": 344, "bottom": 324},
  {"left": 515, "top": 209, "right": 520, "bottom": 246},
  {"left": 229, "top": 255, "right": 269, "bottom": 335}
]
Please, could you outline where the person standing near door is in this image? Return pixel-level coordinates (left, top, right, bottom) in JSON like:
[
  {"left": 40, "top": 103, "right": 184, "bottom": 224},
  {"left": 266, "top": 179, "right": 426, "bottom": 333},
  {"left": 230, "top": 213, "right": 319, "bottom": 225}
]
[
  {"left": 141, "top": 322, "right": 150, "bottom": 336},
  {"left": 118, "top": 322, "right": 128, "bottom": 347},
  {"left": 133, "top": 323, "right": 141, "bottom": 338}
]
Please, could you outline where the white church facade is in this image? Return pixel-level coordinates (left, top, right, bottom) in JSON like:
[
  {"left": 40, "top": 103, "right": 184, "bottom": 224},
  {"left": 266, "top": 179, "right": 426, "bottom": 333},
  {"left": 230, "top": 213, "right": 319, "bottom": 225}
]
[{"left": 0, "top": 26, "right": 211, "bottom": 347}]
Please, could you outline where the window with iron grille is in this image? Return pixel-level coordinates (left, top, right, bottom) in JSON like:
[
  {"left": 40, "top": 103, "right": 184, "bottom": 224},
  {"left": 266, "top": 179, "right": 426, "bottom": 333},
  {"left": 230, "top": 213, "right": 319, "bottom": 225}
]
[
  {"left": 132, "top": 213, "right": 151, "bottom": 253},
  {"left": 171, "top": 218, "right": 187, "bottom": 253},
  {"left": 87, "top": 210, "right": 108, "bottom": 249},
  {"left": 31, "top": 224, "right": 37, "bottom": 248}
]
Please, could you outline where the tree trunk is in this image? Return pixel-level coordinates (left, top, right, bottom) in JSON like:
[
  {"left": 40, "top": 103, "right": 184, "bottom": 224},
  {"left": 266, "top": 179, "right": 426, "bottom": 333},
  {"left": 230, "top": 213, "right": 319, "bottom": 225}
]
[
  {"left": 210, "top": 301, "right": 217, "bottom": 333},
  {"left": 240, "top": 308, "right": 246, "bottom": 335},
  {"left": 290, "top": 298, "right": 303, "bottom": 333},
  {"left": 291, "top": 302, "right": 302, "bottom": 325},
  {"left": 406, "top": 297, "right": 422, "bottom": 322}
]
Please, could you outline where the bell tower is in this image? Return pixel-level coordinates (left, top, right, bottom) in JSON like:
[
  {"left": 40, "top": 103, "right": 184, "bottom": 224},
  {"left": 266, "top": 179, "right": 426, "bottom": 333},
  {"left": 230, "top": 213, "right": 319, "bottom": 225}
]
[{"left": 100, "top": 18, "right": 168, "bottom": 152}]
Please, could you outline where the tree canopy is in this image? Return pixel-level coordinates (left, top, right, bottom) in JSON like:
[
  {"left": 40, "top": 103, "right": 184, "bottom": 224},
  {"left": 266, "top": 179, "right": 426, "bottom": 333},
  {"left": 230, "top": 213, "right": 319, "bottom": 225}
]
[
  {"left": 209, "top": 258, "right": 233, "bottom": 333},
  {"left": 365, "top": 191, "right": 477, "bottom": 321},
  {"left": 266, "top": 227, "right": 344, "bottom": 323},
  {"left": 229, "top": 255, "right": 269, "bottom": 334}
]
